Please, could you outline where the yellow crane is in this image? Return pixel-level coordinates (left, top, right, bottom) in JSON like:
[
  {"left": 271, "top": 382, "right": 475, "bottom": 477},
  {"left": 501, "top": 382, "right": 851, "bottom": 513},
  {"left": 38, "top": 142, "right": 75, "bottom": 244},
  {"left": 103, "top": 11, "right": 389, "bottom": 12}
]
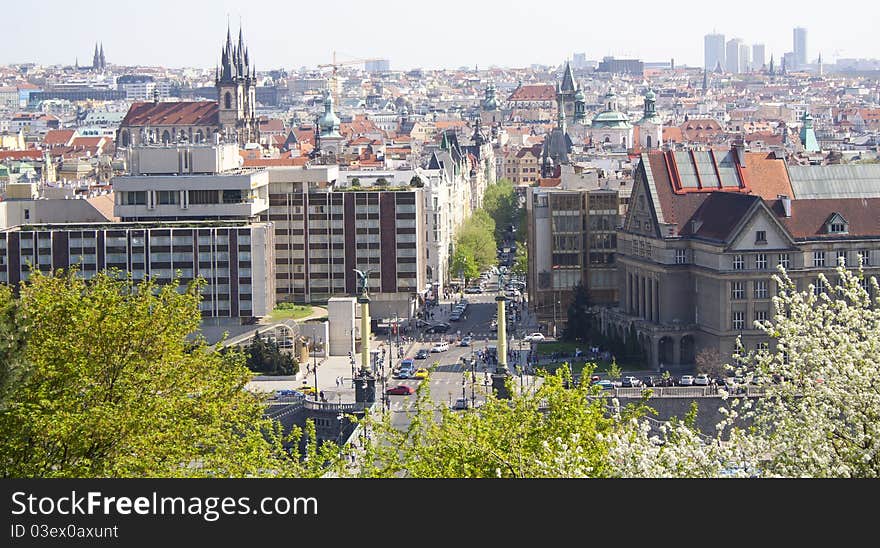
[{"left": 318, "top": 51, "right": 384, "bottom": 107}]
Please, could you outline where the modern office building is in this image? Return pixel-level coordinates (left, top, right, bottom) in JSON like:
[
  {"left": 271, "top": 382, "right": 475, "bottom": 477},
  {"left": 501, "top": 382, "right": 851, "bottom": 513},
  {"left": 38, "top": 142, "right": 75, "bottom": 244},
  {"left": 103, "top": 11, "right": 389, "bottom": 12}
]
[
  {"left": 793, "top": 27, "right": 807, "bottom": 69},
  {"left": 726, "top": 38, "right": 744, "bottom": 74},
  {"left": 704, "top": 33, "right": 726, "bottom": 71},
  {"left": 752, "top": 44, "right": 765, "bottom": 71},
  {"left": 596, "top": 57, "right": 644, "bottom": 76}
]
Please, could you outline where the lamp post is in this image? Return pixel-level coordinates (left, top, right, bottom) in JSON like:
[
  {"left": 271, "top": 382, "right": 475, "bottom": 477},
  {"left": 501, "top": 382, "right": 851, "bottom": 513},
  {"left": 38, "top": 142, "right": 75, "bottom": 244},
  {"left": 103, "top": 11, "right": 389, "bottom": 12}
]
[
  {"left": 470, "top": 358, "right": 476, "bottom": 408},
  {"left": 312, "top": 336, "right": 321, "bottom": 401}
]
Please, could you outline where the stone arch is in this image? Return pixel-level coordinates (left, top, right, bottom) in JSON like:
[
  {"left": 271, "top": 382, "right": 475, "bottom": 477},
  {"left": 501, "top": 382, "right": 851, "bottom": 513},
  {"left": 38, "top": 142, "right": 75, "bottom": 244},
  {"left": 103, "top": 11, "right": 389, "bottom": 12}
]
[
  {"left": 658, "top": 336, "right": 674, "bottom": 366},
  {"left": 680, "top": 335, "right": 695, "bottom": 365}
]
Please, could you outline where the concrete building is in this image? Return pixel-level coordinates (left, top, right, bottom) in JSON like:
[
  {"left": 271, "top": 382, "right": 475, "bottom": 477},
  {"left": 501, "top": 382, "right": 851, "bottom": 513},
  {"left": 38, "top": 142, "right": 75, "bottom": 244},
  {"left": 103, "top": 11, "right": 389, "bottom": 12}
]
[
  {"left": 502, "top": 144, "right": 542, "bottom": 186},
  {"left": 704, "top": 33, "right": 726, "bottom": 71},
  {"left": 603, "top": 150, "right": 880, "bottom": 368},
  {"left": 726, "top": 38, "right": 744, "bottom": 74},
  {"left": 526, "top": 175, "right": 622, "bottom": 337},
  {"left": 752, "top": 44, "right": 766, "bottom": 71},
  {"left": 262, "top": 165, "right": 427, "bottom": 319}
]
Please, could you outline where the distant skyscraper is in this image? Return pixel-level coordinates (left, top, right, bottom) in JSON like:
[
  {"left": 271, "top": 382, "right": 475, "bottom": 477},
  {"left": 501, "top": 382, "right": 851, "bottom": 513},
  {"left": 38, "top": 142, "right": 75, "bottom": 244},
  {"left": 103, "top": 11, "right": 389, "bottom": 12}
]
[
  {"left": 365, "top": 59, "right": 390, "bottom": 73},
  {"left": 704, "top": 33, "right": 725, "bottom": 71},
  {"left": 793, "top": 27, "right": 807, "bottom": 69},
  {"left": 752, "top": 44, "right": 765, "bottom": 71},
  {"left": 726, "top": 38, "right": 743, "bottom": 73},
  {"left": 572, "top": 53, "right": 587, "bottom": 69},
  {"left": 739, "top": 42, "right": 751, "bottom": 73}
]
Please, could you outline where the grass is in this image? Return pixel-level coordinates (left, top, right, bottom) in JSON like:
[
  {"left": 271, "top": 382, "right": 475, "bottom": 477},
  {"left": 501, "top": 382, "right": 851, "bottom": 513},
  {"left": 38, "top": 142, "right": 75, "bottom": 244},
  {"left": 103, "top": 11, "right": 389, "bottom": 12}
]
[{"left": 269, "top": 304, "right": 313, "bottom": 322}]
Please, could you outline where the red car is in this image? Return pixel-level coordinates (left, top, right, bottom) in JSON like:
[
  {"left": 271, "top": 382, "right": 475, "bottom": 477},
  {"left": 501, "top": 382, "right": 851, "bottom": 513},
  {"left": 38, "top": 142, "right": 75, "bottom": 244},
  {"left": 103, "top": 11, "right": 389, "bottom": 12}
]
[{"left": 386, "top": 385, "right": 415, "bottom": 395}]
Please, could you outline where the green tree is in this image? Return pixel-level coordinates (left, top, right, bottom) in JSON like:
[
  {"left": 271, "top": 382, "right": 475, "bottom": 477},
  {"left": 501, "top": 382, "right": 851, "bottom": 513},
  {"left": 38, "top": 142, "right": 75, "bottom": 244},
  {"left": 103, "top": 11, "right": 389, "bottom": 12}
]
[
  {"left": 511, "top": 245, "right": 528, "bottom": 277},
  {"left": 243, "top": 334, "right": 298, "bottom": 376},
  {"left": 562, "top": 282, "right": 594, "bottom": 343},
  {"left": 0, "top": 286, "right": 26, "bottom": 409},
  {"left": 353, "top": 366, "right": 628, "bottom": 478},
  {"left": 482, "top": 179, "right": 519, "bottom": 245},
  {"left": 409, "top": 175, "right": 424, "bottom": 187},
  {"left": 456, "top": 214, "right": 496, "bottom": 272},
  {"left": 450, "top": 244, "right": 479, "bottom": 283},
  {"left": 0, "top": 269, "right": 337, "bottom": 478}
]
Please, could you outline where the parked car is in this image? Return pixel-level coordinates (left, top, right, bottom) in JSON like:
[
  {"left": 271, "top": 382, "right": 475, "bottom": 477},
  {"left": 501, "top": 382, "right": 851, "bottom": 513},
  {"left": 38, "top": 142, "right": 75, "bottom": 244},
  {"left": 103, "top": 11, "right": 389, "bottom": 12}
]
[
  {"left": 621, "top": 376, "right": 643, "bottom": 388},
  {"left": 413, "top": 368, "right": 429, "bottom": 380},
  {"left": 394, "top": 369, "right": 412, "bottom": 380},
  {"left": 679, "top": 375, "right": 695, "bottom": 386},
  {"left": 275, "top": 389, "right": 300, "bottom": 397},
  {"left": 459, "top": 336, "right": 473, "bottom": 347},
  {"left": 525, "top": 333, "right": 545, "bottom": 342},
  {"left": 415, "top": 349, "right": 429, "bottom": 360},
  {"left": 464, "top": 286, "right": 482, "bottom": 294},
  {"left": 430, "top": 341, "right": 450, "bottom": 352},
  {"left": 297, "top": 385, "right": 317, "bottom": 396},
  {"left": 642, "top": 376, "right": 656, "bottom": 387},
  {"left": 387, "top": 385, "right": 415, "bottom": 395},
  {"left": 449, "top": 311, "right": 462, "bottom": 322},
  {"left": 452, "top": 397, "right": 470, "bottom": 410},
  {"left": 425, "top": 323, "right": 451, "bottom": 334},
  {"left": 592, "top": 380, "right": 615, "bottom": 390},
  {"left": 694, "top": 373, "right": 710, "bottom": 386}
]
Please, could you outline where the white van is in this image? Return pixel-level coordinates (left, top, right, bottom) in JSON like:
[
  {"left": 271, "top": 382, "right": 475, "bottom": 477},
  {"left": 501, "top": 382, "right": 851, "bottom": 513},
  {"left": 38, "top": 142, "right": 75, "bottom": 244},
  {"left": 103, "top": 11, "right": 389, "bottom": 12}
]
[{"left": 430, "top": 341, "right": 450, "bottom": 353}]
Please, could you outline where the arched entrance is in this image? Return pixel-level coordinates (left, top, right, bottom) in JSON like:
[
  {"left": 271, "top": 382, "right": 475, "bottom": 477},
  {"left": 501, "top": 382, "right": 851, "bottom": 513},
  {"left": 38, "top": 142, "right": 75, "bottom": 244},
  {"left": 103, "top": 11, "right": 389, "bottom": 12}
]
[
  {"left": 658, "top": 336, "right": 674, "bottom": 366},
  {"left": 680, "top": 335, "right": 695, "bottom": 365},
  {"left": 646, "top": 135, "right": 652, "bottom": 149}
]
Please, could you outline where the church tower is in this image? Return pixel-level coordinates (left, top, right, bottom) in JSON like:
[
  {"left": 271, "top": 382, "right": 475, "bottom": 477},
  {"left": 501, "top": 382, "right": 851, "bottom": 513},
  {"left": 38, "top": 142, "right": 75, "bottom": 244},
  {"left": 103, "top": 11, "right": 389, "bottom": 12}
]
[{"left": 216, "top": 25, "right": 257, "bottom": 143}]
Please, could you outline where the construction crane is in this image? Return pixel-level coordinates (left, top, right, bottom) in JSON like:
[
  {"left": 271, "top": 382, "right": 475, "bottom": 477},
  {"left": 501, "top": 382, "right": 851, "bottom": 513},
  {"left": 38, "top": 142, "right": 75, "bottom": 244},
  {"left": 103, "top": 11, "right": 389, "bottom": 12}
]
[{"left": 318, "top": 51, "right": 385, "bottom": 107}]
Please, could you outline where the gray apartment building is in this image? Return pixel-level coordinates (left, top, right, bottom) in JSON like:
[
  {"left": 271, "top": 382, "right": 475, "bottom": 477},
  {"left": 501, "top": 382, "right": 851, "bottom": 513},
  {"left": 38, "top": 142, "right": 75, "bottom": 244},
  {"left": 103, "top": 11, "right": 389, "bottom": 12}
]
[
  {"left": 263, "top": 166, "right": 427, "bottom": 319},
  {"left": 602, "top": 149, "right": 880, "bottom": 368}
]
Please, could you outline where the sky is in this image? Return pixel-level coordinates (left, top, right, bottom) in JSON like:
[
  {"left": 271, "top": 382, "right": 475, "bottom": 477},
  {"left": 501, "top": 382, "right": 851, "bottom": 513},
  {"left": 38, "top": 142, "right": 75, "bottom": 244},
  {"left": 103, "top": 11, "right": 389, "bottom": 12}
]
[{"left": 6, "top": 0, "right": 880, "bottom": 71}]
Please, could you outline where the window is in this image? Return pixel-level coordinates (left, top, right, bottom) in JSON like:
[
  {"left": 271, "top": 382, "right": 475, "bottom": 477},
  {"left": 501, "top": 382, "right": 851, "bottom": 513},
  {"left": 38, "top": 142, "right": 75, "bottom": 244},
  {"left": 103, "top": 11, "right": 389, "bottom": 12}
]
[
  {"left": 731, "top": 281, "right": 745, "bottom": 300},
  {"left": 156, "top": 190, "right": 177, "bottom": 205},
  {"left": 755, "top": 253, "right": 767, "bottom": 270},
  {"left": 222, "top": 190, "right": 243, "bottom": 204},
  {"left": 125, "top": 191, "right": 147, "bottom": 205},
  {"left": 778, "top": 253, "right": 790, "bottom": 269},
  {"left": 858, "top": 249, "right": 871, "bottom": 267},
  {"left": 733, "top": 254, "right": 745, "bottom": 270},
  {"left": 755, "top": 310, "right": 768, "bottom": 324},
  {"left": 814, "top": 278, "right": 826, "bottom": 295},
  {"left": 829, "top": 222, "right": 847, "bottom": 234},
  {"left": 813, "top": 251, "right": 826, "bottom": 268},
  {"left": 754, "top": 280, "right": 768, "bottom": 299},
  {"left": 732, "top": 311, "right": 745, "bottom": 331},
  {"left": 675, "top": 249, "right": 687, "bottom": 264},
  {"left": 24, "top": 209, "right": 30, "bottom": 220},
  {"left": 756, "top": 342, "right": 769, "bottom": 352},
  {"left": 189, "top": 190, "right": 218, "bottom": 205},
  {"left": 836, "top": 250, "right": 847, "bottom": 267},
  {"left": 755, "top": 230, "right": 767, "bottom": 243}
]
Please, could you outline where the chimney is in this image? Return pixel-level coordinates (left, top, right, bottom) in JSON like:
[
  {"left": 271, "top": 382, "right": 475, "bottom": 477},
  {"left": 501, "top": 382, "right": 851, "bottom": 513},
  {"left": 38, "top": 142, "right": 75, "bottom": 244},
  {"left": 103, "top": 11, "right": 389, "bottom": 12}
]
[{"left": 778, "top": 194, "right": 791, "bottom": 217}]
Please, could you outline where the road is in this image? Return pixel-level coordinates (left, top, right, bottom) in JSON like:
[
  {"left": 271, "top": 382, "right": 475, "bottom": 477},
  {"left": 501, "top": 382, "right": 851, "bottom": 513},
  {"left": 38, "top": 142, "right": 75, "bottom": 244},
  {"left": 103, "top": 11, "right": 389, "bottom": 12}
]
[{"left": 380, "top": 288, "right": 537, "bottom": 431}]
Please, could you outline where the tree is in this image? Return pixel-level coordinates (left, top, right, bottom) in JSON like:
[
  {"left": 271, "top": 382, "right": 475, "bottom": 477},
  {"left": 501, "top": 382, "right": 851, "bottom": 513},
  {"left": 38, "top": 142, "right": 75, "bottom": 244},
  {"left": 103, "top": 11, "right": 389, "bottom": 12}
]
[
  {"left": 454, "top": 213, "right": 496, "bottom": 273},
  {"left": 482, "top": 179, "right": 519, "bottom": 245},
  {"left": 694, "top": 347, "right": 726, "bottom": 379},
  {"left": 243, "top": 333, "right": 298, "bottom": 376},
  {"left": 562, "top": 282, "right": 593, "bottom": 343},
  {"left": 0, "top": 285, "right": 26, "bottom": 410},
  {"left": 351, "top": 366, "right": 625, "bottom": 478},
  {"left": 450, "top": 244, "right": 479, "bottom": 283},
  {"left": 511, "top": 245, "right": 528, "bottom": 277},
  {"left": 351, "top": 178, "right": 360, "bottom": 187},
  {"left": 409, "top": 175, "right": 424, "bottom": 187},
  {"left": 0, "top": 269, "right": 337, "bottom": 478}
]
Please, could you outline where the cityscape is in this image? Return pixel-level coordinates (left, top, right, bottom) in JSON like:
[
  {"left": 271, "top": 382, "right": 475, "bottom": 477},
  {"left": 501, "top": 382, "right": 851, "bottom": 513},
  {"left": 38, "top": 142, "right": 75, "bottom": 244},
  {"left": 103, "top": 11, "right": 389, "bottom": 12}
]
[{"left": 2, "top": 4, "right": 880, "bottom": 480}]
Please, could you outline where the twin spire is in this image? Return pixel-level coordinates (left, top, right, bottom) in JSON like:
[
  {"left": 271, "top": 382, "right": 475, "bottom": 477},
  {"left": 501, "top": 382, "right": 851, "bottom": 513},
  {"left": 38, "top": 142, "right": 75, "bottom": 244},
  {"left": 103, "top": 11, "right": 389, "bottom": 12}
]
[{"left": 217, "top": 23, "right": 254, "bottom": 84}]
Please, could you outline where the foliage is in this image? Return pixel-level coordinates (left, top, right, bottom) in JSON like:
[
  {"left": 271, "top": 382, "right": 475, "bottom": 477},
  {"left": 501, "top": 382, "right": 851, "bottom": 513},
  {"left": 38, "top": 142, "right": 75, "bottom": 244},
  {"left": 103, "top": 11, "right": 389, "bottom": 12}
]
[
  {"left": 482, "top": 178, "right": 519, "bottom": 245},
  {"left": 451, "top": 211, "right": 496, "bottom": 278},
  {"left": 562, "top": 283, "right": 594, "bottom": 343},
  {"left": 606, "top": 359, "right": 622, "bottom": 380},
  {"left": 511, "top": 245, "right": 528, "bottom": 277},
  {"left": 0, "top": 286, "right": 26, "bottom": 410},
  {"left": 269, "top": 303, "right": 313, "bottom": 321},
  {"left": 694, "top": 347, "right": 726, "bottom": 379},
  {"left": 351, "top": 178, "right": 360, "bottom": 187},
  {"left": 409, "top": 175, "right": 424, "bottom": 188},
  {"left": 0, "top": 269, "right": 336, "bottom": 478},
  {"left": 450, "top": 246, "right": 479, "bottom": 282},
  {"left": 375, "top": 177, "right": 388, "bottom": 186},
  {"left": 242, "top": 334, "right": 298, "bottom": 376},
  {"left": 352, "top": 365, "right": 627, "bottom": 478},
  {"left": 606, "top": 264, "right": 880, "bottom": 478}
]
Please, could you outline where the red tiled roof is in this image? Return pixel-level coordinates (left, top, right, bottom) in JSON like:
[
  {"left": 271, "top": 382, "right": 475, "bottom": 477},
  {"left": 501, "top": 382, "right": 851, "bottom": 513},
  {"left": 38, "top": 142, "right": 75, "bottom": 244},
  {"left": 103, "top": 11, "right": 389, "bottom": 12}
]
[
  {"left": 43, "top": 129, "right": 75, "bottom": 147},
  {"left": 662, "top": 127, "right": 683, "bottom": 142},
  {"left": 258, "top": 118, "right": 285, "bottom": 132},
  {"left": 121, "top": 101, "right": 219, "bottom": 127},
  {"left": 537, "top": 178, "right": 560, "bottom": 187},
  {"left": 0, "top": 150, "right": 43, "bottom": 161},
  {"left": 243, "top": 157, "right": 309, "bottom": 167},
  {"left": 508, "top": 85, "right": 555, "bottom": 102},
  {"left": 777, "top": 198, "right": 880, "bottom": 238},
  {"left": 69, "top": 136, "right": 107, "bottom": 149}
]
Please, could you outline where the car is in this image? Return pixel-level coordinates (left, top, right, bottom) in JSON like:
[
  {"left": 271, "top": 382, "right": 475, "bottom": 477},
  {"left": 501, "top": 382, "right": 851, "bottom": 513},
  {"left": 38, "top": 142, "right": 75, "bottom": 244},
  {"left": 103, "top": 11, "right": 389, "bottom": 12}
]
[
  {"left": 413, "top": 368, "right": 429, "bottom": 380},
  {"left": 679, "top": 375, "right": 695, "bottom": 386},
  {"left": 430, "top": 342, "right": 450, "bottom": 352},
  {"left": 386, "top": 385, "right": 415, "bottom": 395},
  {"left": 425, "top": 323, "right": 451, "bottom": 334},
  {"left": 459, "top": 336, "right": 473, "bottom": 347},
  {"left": 621, "top": 376, "right": 643, "bottom": 388},
  {"left": 452, "top": 397, "right": 470, "bottom": 410},
  {"left": 464, "top": 286, "right": 483, "bottom": 294},
  {"left": 525, "top": 333, "right": 545, "bottom": 342},
  {"left": 274, "top": 389, "right": 300, "bottom": 397},
  {"left": 449, "top": 312, "right": 462, "bottom": 322},
  {"left": 592, "top": 380, "right": 615, "bottom": 390},
  {"left": 297, "top": 385, "right": 317, "bottom": 396},
  {"left": 415, "top": 349, "right": 429, "bottom": 360},
  {"left": 642, "top": 376, "right": 656, "bottom": 387},
  {"left": 694, "top": 373, "right": 710, "bottom": 386},
  {"left": 394, "top": 369, "right": 412, "bottom": 379}
]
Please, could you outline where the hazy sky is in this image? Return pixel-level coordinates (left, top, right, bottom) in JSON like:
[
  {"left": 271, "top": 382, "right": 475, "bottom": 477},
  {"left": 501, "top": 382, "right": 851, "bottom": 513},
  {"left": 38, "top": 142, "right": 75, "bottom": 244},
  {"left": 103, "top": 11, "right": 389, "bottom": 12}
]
[{"left": 7, "top": 0, "right": 880, "bottom": 71}]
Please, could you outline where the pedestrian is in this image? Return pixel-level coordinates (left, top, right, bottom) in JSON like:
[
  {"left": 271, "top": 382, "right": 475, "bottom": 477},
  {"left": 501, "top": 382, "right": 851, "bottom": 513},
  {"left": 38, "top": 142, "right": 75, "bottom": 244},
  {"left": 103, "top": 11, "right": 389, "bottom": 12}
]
[{"left": 319, "top": 390, "right": 325, "bottom": 401}]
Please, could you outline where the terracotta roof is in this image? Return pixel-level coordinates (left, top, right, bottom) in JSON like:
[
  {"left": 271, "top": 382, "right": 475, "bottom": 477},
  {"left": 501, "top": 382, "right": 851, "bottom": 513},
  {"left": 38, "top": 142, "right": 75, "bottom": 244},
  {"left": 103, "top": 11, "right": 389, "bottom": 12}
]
[
  {"left": 508, "top": 85, "right": 556, "bottom": 102},
  {"left": 69, "top": 136, "right": 107, "bottom": 149},
  {"left": 243, "top": 157, "right": 309, "bottom": 167},
  {"left": 86, "top": 193, "right": 118, "bottom": 222},
  {"left": 258, "top": 119, "right": 285, "bottom": 132},
  {"left": 0, "top": 150, "right": 43, "bottom": 161},
  {"left": 777, "top": 198, "right": 880, "bottom": 239},
  {"left": 537, "top": 178, "right": 560, "bottom": 187},
  {"left": 121, "top": 101, "right": 219, "bottom": 127},
  {"left": 43, "top": 129, "right": 75, "bottom": 147},
  {"left": 662, "top": 127, "right": 683, "bottom": 143}
]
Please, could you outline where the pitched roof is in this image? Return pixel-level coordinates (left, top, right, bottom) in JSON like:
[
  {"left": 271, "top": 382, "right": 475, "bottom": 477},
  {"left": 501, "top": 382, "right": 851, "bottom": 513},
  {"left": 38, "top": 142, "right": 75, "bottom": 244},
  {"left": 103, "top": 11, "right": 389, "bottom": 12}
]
[
  {"left": 43, "top": 129, "right": 75, "bottom": 147},
  {"left": 678, "top": 192, "right": 762, "bottom": 242},
  {"left": 508, "top": 85, "right": 556, "bottom": 102},
  {"left": 777, "top": 198, "right": 880, "bottom": 238},
  {"left": 0, "top": 150, "right": 43, "bottom": 161},
  {"left": 121, "top": 101, "right": 219, "bottom": 127}
]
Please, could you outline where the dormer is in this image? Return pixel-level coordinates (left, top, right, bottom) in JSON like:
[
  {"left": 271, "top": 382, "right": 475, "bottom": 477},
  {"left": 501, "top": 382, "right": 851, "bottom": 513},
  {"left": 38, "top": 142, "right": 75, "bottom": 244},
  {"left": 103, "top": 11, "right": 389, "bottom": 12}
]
[{"left": 825, "top": 212, "right": 848, "bottom": 235}]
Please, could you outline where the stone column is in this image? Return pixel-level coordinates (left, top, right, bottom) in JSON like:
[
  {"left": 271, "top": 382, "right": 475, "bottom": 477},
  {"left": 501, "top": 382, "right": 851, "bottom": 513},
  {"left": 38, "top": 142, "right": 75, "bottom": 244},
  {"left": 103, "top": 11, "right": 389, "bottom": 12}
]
[
  {"left": 646, "top": 277, "right": 653, "bottom": 322},
  {"left": 358, "top": 296, "right": 370, "bottom": 372},
  {"left": 492, "top": 294, "right": 511, "bottom": 399}
]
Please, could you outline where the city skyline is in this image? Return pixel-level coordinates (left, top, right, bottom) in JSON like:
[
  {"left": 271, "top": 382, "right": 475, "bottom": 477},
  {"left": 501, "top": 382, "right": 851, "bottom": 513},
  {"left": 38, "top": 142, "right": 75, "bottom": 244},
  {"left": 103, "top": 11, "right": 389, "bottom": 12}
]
[{"left": 5, "top": 0, "right": 879, "bottom": 71}]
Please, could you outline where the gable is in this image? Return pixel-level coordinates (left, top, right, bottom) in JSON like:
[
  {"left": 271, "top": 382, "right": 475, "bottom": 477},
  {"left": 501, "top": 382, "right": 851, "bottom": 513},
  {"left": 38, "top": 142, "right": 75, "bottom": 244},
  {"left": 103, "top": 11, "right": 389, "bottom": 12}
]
[
  {"left": 727, "top": 202, "right": 794, "bottom": 251},
  {"left": 624, "top": 162, "right": 660, "bottom": 238}
]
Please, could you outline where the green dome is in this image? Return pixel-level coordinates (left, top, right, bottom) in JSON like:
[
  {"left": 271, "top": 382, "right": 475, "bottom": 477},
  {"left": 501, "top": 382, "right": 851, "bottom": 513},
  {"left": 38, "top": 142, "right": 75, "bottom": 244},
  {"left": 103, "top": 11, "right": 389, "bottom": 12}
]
[
  {"left": 591, "top": 110, "right": 631, "bottom": 129},
  {"left": 645, "top": 89, "right": 656, "bottom": 101},
  {"left": 318, "top": 93, "right": 340, "bottom": 136},
  {"left": 574, "top": 89, "right": 585, "bottom": 101}
]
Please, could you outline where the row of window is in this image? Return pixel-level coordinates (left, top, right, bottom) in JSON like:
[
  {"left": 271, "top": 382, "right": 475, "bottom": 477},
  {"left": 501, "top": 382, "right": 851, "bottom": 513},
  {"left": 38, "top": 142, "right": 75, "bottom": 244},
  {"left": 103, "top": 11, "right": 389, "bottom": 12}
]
[
  {"left": 731, "top": 310, "right": 770, "bottom": 331},
  {"left": 731, "top": 280, "right": 769, "bottom": 300}
]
